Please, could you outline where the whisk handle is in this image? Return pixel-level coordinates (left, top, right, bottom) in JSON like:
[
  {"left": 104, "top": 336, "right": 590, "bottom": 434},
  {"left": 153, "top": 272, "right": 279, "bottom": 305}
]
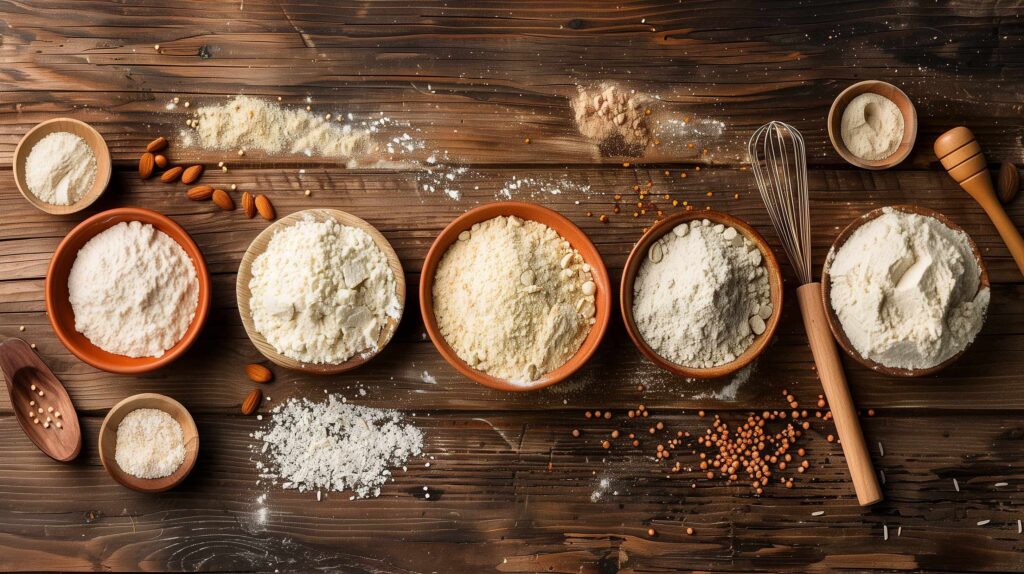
[{"left": 796, "top": 283, "right": 883, "bottom": 506}]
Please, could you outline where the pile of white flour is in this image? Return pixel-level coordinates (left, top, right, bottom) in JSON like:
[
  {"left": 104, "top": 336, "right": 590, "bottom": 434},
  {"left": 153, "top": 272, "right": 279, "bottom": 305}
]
[
  {"left": 249, "top": 216, "right": 400, "bottom": 364},
  {"left": 25, "top": 131, "right": 96, "bottom": 205},
  {"left": 828, "top": 209, "right": 989, "bottom": 370},
  {"left": 115, "top": 408, "right": 185, "bottom": 479},
  {"left": 432, "top": 216, "right": 596, "bottom": 383},
  {"left": 253, "top": 395, "right": 423, "bottom": 499},
  {"left": 68, "top": 221, "right": 198, "bottom": 358},
  {"left": 633, "top": 219, "right": 771, "bottom": 368}
]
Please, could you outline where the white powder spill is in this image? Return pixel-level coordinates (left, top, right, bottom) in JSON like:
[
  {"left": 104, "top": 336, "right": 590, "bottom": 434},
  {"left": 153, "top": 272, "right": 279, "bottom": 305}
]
[{"left": 497, "top": 176, "right": 592, "bottom": 200}]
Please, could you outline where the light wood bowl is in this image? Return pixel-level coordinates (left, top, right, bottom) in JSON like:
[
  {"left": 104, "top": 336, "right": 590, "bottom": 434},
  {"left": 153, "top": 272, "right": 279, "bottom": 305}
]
[
  {"left": 13, "top": 118, "right": 112, "bottom": 214},
  {"left": 827, "top": 80, "right": 917, "bottom": 170},
  {"left": 821, "top": 205, "right": 989, "bottom": 377},
  {"left": 620, "top": 210, "right": 784, "bottom": 380},
  {"left": 98, "top": 393, "right": 199, "bottom": 493},
  {"left": 237, "top": 208, "right": 405, "bottom": 374}
]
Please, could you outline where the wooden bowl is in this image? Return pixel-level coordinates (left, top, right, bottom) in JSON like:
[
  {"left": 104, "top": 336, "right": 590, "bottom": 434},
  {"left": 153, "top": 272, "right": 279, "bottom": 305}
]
[
  {"left": 420, "top": 202, "right": 612, "bottom": 392},
  {"left": 13, "top": 118, "right": 112, "bottom": 214},
  {"left": 827, "top": 80, "right": 917, "bottom": 170},
  {"left": 237, "top": 208, "right": 405, "bottom": 374},
  {"left": 621, "top": 210, "right": 784, "bottom": 379},
  {"left": 98, "top": 393, "right": 199, "bottom": 493},
  {"left": 821, "top": 205, "right": 989, "bottom": 377},
  {"left": 45, "top": 208, "right": 211, "bottom": 374}
]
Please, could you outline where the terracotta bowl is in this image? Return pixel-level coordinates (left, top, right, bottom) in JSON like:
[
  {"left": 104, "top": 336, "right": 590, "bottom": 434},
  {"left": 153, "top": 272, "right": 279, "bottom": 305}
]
[
  {"left": 420, "top": 202, "right": 612, "bottom": 392},
  {"left": 13, "top": 118, "right": 112, "bottom": 215},
  {"left": 821, "top": 205, "right": 989, "bottom": 377},
  {"left": 237, "top": 209, "right": 405, "bottom": 375},
  {"left": 45, "top": 208, "right": 211, "bottom": 374},
  {"left": 98, "top": 393, "right": 199, "bottom": 493},
  {"left": 827, "top": 80, "right": 917, "bottom": 170},
  {"left": 621, "top": 210, "right": 784, "bottom": 379}
]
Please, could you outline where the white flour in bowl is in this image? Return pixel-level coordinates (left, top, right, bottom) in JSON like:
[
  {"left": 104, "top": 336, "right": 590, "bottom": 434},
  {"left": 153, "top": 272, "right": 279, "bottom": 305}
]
[
  {"left": 115, "top": 408, "right": 185, "bottom": 479},
  {"left": 25, "top": 131, "right": 96, "bottom": 205},
  {"left": 68, "top": 221, "right": 199, "bottom": 358}
]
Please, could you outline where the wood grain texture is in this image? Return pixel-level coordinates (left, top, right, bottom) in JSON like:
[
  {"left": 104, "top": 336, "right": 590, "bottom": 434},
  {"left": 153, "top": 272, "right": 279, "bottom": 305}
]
[{"left": 2, "top": 1, "right": 1024, "bottom": 572}]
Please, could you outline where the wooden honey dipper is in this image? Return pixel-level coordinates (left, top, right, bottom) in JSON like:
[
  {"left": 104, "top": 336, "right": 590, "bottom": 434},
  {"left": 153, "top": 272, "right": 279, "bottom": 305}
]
[{"left": 934, "top": 126, "right": 1024, "bottom": 276}]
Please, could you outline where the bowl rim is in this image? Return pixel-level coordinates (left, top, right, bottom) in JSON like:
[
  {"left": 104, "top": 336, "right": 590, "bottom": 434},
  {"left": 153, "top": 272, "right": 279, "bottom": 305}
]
[
  {"left": 827, "top": 80, "right": 918, "bottom": 170},
  {"left": 98, "top": 393, "right": 199, "bottom": 493},
  {"left": 419, "top": 201, "right": 612, "bottom": 392},
  {"left": 235, "top": 208, "right": 406, "bottom": 375},
  {"left": 12, "top": 117, "right": 112, "bottom": 215},
  {"left": 620, "top": 210, "right": 784, "bottom": 379},
  {"left": 44, "top": 207, "right": 211, "bottom": 374},
  {"left": 821, "top": 204, "right": 990, "bottom": 377}
]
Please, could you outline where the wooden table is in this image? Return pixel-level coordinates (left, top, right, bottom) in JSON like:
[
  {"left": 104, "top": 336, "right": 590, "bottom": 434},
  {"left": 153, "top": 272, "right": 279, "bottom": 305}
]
[{"left": 2, "top": 2, "right": 1023, "bottom": 572}]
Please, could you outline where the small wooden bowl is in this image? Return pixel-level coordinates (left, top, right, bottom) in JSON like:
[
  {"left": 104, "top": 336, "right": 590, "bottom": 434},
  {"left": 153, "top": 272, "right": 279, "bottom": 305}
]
[
  {"left": 420, "top": 202, "right": 612, "bottom": 392},
  {"left": 621, "top": 211, "right": 784, "bottom": 379},
  {"left": 821, "top": 205, "right": 989, "bottom": 377},
  {"left": 237, "top": 208, "right": 405, "bottom": 374},
  {"left": 98, "top": 393, "right": 199, "bottom": 493},
  {"left": 13, "top": 118, "right": 112, "bottom": 214},
  {"left": 828, "top": 80, "right": 917, "bottom": 170},
  {"left": 45, "top": 208, "right": 211, "bottom": 374}
]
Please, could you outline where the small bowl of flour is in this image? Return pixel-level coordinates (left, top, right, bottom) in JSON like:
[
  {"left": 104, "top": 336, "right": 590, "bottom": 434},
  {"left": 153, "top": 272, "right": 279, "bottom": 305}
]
[
  {"left": 622, "top": 211, "right": 783, "bottom": 379},
  {"left": 823, "top": 205, "right": 990, "bottom": 377},
  {"left": 13, "top": 118, "right": 112, "bottom": 214},
  {"left": 827, "top": 80, "right": 917, "bottom": 170},
  {"left": 45, "top": 208, "right": 211, "bottom": 374}
]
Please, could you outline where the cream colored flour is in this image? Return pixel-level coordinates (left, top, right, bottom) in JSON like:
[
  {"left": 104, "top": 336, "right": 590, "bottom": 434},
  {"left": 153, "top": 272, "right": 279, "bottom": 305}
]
[
  {"left": 115, "top": 408, "right": 185, "bottom": 480},
  {"left": 25, "top": 131, "right": 96, "bottom": 205},
  {"left": 840, "top": 93, "right": 904, "bottom": 161},
  {"left": 432, "top": 216, "right": 596, "bottom": 383}
]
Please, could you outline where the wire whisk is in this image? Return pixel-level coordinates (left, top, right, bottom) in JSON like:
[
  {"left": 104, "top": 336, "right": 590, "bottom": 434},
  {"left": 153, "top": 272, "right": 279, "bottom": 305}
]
[{"left": 747, "top": 121, "right": 812, "bottom": 285}]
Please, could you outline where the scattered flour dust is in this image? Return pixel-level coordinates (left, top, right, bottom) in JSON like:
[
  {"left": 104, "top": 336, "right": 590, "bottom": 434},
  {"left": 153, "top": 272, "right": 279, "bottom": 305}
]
[
  {"left": 252, "top": 395, "right": 423, "bottom": 500},
  {"left": 572, "top": 83, "right": 653, "bottom": 153}
]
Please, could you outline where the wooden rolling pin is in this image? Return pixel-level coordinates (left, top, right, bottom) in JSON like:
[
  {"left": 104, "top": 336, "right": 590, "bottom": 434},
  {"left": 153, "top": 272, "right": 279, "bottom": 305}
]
[{"left": 934, "top": 126, "right": 1024, "bottom": 276}]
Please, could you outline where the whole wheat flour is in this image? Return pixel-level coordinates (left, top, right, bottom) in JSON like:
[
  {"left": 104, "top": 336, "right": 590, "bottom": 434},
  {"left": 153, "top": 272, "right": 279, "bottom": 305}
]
[
  {"left": 249, "top": 216, "right": 400, "bottom": 364},
  {"left": 828, "top": 208, "right": 989, "bottom": 370},
  {"left": 115, "top": 408, "right": 185, "bottom": 479},
  {"left": 68, "top": 221, "right": 198, "bottom": 358},
  {"left": 432, "top": 216, "right": 596, "bottom": 383},
  {"left": 253, "top": 395, "right": 423, "bottom": 499},
  {"left": 633, "top": 219, "right": 771, "bottom": 368},
  {"left": 25, "top": 131, "right": 96, "bottom": 205},
  {"left": 571, "top": 83, "right": 652, "bottom": 153}
]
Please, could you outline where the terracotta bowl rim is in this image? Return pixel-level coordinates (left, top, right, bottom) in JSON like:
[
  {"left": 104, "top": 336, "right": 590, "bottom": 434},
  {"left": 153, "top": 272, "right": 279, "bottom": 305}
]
[
  {"left": 419, "top": 201, "right": 612, "bottom": 392},
  {"left": 827, "top": 80, "right": 918, "bottom": 170},
  {"left": 620, "top": 210, "right": 784, "bottom": 379},
  {"left": 821, "top": 204, "right": 989, "bottom": 378},
  {"left": 45, "top": 207, "right": 211, "bottom": 374}
]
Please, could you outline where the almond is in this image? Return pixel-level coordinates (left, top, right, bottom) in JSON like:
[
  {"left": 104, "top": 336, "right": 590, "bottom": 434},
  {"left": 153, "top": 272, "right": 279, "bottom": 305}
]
[
  {"left": 245, "top": 363, "right": 273, "bottom": 383},
  {"left": 242, "top": 191, "right": 256, "bottom": 218},
  {"left": 181, "top": 164, "right": 204, "bottom": 185},
  {"left": 139, "top": 153, "right": 155, "bottom": 179},
  {"left": 154, "top": 154, "right": 168, "bottom": 168},
  {"left": 146, "top": 136, "right": 168, "bottom": 153},
  {"left": 241, "top": 388, "right": 262, "bottom": 415},
  {"left": 160, "top": 166, "right": 184, "bottom": 183},
  {"left": 186, "top": 185, "right": 214, "bottom": 201},
  {"left": 255, "top": 194, "right": 275, "bottom": 221},
  {"left": 998, "top": 162, "right": 1019, "bottom": 204},
  {"left": 212, "top": 188, "right": 235, "bottom": 210}
]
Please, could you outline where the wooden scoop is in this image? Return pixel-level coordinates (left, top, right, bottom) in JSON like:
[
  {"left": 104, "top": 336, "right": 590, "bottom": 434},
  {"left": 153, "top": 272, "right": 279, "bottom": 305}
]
[
  {"left": 934, "top": 126, "right": 1024, "bottom": 277},
  {"left": 0, "top": 338, "right": 81, "bottom": 461}
]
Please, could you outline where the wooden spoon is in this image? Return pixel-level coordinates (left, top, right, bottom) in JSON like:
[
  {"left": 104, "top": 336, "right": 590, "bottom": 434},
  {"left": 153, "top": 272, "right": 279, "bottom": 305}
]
[
  {"left": 934, "top": 126, "right": 1024, "bottom": 277},
  {"left": 0, "top": 338, "right": 81, "bottom": 461}
]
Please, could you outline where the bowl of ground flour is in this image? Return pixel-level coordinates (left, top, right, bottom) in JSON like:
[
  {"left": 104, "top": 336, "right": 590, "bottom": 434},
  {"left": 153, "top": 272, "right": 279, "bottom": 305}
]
[
  {"left": 13, "top": 118, "right": 111, "bottom": 214},
  {"left": 621, "top": 211, "right": 783, "bottom": 379},
  {"left": 45, "top": 208, "right": 211, "bottom": 373},
  {"left": 822, "top": 205, "right": 989, "bottom": 377},
  {"left": 420, "top": 202, "right": 611, "bottom": 391}
]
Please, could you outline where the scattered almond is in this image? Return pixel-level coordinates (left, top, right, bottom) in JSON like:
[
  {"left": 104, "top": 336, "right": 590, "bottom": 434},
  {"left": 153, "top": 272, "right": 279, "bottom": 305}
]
[
  {"left": 245, "top": 363, "right": 273, "bottom": 383},
  {"left": 998, "top": 162, "right": 1019, "bottom": 204},
  {"left": 160, "top": 166, "right": 184, "bottom": 183},
  {"left": 255, "top": 194, "right": 275, "bottom": 221},
  {"left": 146, "top": 136, "right": 168, "bottom": 153},
  {"left": 186, "top": 185, "right": 214, "bottom": 201},
  {"left": 212, "top": 189, "right": 234, "bottom": 210},
  {"left": 139, "top": 153, "right": 155, "bottom": 179},
  {"left": 181, "top": 164, "right": 204, "bottom": 185},
  {"left": 242, "top": 191, "right": 256, "bottom": 218},
  {"left": 154, "top": 154, "right": 168, "bottom": 168},
  {"left": 241, "top": 389, "right": 262, "bottom": 415}
]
